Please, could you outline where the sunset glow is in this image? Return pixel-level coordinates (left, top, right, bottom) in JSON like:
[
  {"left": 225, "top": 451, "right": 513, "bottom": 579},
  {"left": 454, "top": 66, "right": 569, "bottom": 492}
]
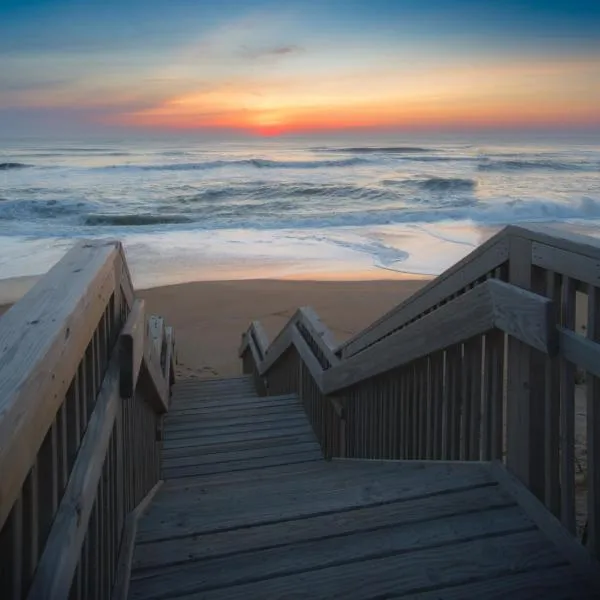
[{"left": 1, "top": 1, "right": 599, "bottom": 137}]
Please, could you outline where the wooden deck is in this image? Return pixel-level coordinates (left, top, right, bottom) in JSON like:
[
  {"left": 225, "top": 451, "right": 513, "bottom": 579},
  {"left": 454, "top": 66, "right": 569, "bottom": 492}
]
[{"left": 129, "top": 376, "right": 600, "bottom": 599}]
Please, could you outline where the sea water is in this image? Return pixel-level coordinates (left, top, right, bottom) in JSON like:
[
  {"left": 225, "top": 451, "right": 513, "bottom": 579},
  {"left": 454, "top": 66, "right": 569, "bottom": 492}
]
[{"left": 1, "top": 137, "right": 599, "bottom": 288}]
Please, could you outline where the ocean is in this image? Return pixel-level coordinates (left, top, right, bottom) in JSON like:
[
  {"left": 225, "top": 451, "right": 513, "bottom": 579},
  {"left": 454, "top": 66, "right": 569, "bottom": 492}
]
[{"left": 1, "top": 137, "right": 599, "bottom": 288}]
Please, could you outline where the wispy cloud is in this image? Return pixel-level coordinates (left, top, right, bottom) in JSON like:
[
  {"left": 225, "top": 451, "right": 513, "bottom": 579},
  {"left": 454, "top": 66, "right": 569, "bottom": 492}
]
[{"left": 239, "top": 44, "right": 303, "bottom": 60}]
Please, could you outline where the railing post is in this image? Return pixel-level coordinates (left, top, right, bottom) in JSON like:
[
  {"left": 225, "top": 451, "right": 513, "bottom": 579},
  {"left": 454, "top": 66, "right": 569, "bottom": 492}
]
[{"left": 506, "top": 235, "right": 546, "bottom": 501}]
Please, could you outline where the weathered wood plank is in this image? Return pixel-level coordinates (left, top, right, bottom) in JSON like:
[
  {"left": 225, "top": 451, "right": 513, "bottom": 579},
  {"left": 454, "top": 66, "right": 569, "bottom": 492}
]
[
  {"left": 137, "top": 463, "right": 493, "bottom": 542},
  {"left": 491, "top": 461, "right": 600, "bottom": 590},
  {"left": 111, "top": 481, "right": 162, "bottom": 600},
  {"left": 163, "top": 451, "right": 322, "bottom": 479},
  {"left": 130, "top": 506, "right": 532, "bottom": 598},
  {"left": 162, "top": 441, "right": 321, "bottom": 469},
  {"left": 119, "top": 300, "right": 145, "bottom": 398},
  {"left": 195, "top": 531, "right": 560, "bottom": 600},
  {"left": 409, "top": 565, "right": 596, "bottom": 600},
  {"left": 0, "top": 240, "right": 118, "bottom": 530},
  {"left": 132, "top": 483, "right": 509, "bottom": 571},
  {"left": 560, "top": 276, "right": 576, "bottom": 533},
  {"left": 587, "top": 286, "right": 600, "bottom": 556},
  {"left": 532, "top": 240, "right": 600, "bottom": 287}
]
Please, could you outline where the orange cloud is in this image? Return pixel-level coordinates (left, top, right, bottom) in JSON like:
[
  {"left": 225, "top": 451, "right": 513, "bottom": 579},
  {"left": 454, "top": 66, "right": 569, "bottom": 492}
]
[{"left": 113, "top": 57, "right": 600, "bottom": 134}]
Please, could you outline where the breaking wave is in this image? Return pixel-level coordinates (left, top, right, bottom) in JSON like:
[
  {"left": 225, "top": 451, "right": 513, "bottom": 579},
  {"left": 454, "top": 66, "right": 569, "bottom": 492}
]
[
  {"left": 0, "top": 162, "right": 32, "bottom": 170},
  {"left": 478, "top": 158, "right": 598, "bottom": 172},
  {"left": 101, "top": 157, "right": 369, "bottom": 172},
  {"left": 84, "top": 214, "right": 195, "bottom": 226}
]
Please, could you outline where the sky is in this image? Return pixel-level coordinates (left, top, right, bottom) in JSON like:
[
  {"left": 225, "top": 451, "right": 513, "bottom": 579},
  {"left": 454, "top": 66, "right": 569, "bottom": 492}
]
[{"left": 1, "top": 0, "right": 600, "bottom": 137}]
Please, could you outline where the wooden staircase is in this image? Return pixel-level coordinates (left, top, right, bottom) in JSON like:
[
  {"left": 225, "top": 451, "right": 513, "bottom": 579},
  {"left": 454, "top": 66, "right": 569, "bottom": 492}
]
[{"left": 127, "top": 376, "right": 600, "bottom": 599}]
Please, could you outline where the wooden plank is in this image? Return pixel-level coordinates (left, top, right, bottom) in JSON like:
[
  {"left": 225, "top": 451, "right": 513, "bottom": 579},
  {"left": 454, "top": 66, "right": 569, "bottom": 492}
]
[
  {"left": 162, "top": 424, "right": 315, "bottom": 450},
  {"left": 132, "top": 483, "right": 510, "bottom": 571},
  {"left": 340, "top": 235, "right": 510, "bottom": 358},
  {"left": 532, "top": 240, "right": 600, "bottom": 287},
  {"left": 26, "top": 350, "right": 123, "bottom": 600},
  {"left": 560, "top": 276, "right": 576, "bottom": 534},
  {"left": 119, "top": 300, "right": 145, "bottom": 398},
  {"left": 137, "top": 463, "right": 493, "bottom": 542},
  {"left": 587, "top": 285, "right": 600, "bottom": 556},
  {"left": 161, "top": 433, "right": 319, "bottom": 461},
  {"left": 491, "top": 461, "right": 600, "bottom": 590},
  {"left": 558, "top": 327, "right": 600, "bottom": 379},
  {"left": 140, "top": 334, "right": 169, "bottom": 415},
  {"left": 164, "top": 420, "right": 314, "bottom": 442},
  {"left": 164, "top": 416, "right": 309, "bottom": 438},
  {"left": 162, "top": 441, "right": 321, "bottom": 469},
  {"left": 0, "top": 240, "right": 118, "bottom": 530},
  {"left": 130, "top": 506, "right": 532, "bottom": 599},
  {"left": 487, "top": 278, "right": 556, "bottom": 354},
  {"left": 195, "top": 530, "right": 560, "bottom": 600},
  {"left": 165, "top": 410, "right": 308, "bottom": 431},
  {"left": 505, "top": 235, "right": 545, "bottom": 498},
  {"left": 163, "top": 451, "right": 322, "bottom": 479},
  {"left": 409, "top": 565, "right": 596, "bottom": 600},
  {"left": 147, "top": 316, "right": 165, "bottom": 363},
  {"left": 111, "top": 481, "right": 162, "bottom": 600},
  {"left": 542, "top": 272, "right": 561, "bottom": 519},
  {"left": 512, "top": 223, "right": 600, "bottom": 262},
  {"left": 163, "top": 327, "right": 175, "bottom": 387}
]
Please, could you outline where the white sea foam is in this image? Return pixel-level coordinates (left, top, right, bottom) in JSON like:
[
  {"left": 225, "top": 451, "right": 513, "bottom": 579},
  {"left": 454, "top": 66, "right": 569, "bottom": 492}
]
[{"left": 1, "top": 138, "right": 599, "bottom": 284}]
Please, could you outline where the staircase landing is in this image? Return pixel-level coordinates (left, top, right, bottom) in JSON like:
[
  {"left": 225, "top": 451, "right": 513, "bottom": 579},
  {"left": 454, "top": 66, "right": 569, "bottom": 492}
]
[{"left": 129, "top": 376, "right": 599, "bottom": 599}]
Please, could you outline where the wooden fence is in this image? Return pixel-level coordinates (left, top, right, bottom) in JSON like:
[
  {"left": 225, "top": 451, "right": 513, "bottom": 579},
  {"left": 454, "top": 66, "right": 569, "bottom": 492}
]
[
  {"left": 0, "top": 240, "right": 175, "bottom": 600},
  {"left": 240, "top": 223, "right": 600, "bottom": 559}
]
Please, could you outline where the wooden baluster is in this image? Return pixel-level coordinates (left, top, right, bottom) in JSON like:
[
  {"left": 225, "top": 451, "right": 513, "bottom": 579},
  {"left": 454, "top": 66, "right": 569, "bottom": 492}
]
[
  {"left": 447, "top": 345, "right": 462, "bottom": 460},
  {"left": 464, "top": 336, "right": 483, "bottom": 461},
  {"left": 22, "top": 462, "right": 39, "bottom": 592},
  {"left": 400, "top": 369, "right": 409, "bottom": 459},
  {"left": 545, "top": 272, "right": 561, "bottom": 517},
  {"left": 431, "top": 352, "right": 444, "bottom": 460},
  {"left": 66, "top": 374, "right": 81, "bottom": 472},
  {"left": 560, "top": 276, "right": 576, "bottom": 533},
  {"left": 0, "top": 496, "right": 23, "bottom": 599},
  {"left": 482, "top": 329, "right": 504, "bottom": 461},
  {"left": 587, "top": 285, "right": 600, "bottom": 554},
  {"left": 38, "top": 422, "right": 58, "bottom": 548}
]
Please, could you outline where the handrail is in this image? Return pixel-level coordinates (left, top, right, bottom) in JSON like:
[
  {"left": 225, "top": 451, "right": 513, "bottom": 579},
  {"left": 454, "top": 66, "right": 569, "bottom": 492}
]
[
  {"left": 240, "top": 278, "right": 554, "bottom": 396},
  {"left": 0, "top": 239, "right": 175, "bottom": 599},
  {"left": 339, "top": 223, "right": 600, "bottom": 359},
  {"left": 240, "top": 223, "right": 600, "bottom": 559}
]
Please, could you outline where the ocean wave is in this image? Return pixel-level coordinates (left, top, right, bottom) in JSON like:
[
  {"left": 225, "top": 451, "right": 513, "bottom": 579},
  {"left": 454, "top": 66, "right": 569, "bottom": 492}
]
[
  {"left": 0, "top": 162, "right": 32, "bottom": 170},
  {"left": 322, "top": 146, "right": 434, "bottom": 154},
  {"left": 383, "top": 177, "right": 476, "bottom": 192},
  {"left": 0, "top": 198, "right": 86, "bottom": 220},
  {"left": 101, "top": 157, "right": 369, "bottom": 172},
  {"left": 84, "top": 214, "right": 194, "bottom": 226},
  {"left": 478, "top": 158, "right": 598, "bottom": 172}
]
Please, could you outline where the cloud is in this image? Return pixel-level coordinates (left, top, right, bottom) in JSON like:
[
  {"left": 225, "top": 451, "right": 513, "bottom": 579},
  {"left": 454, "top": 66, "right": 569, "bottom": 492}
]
[{"left": 238, "top": 44, "right": 303, "bottom": 60}]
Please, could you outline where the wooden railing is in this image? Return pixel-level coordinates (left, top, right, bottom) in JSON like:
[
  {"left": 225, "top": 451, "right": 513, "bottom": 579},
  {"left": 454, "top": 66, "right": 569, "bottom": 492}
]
[
  {"left": 240, "top": 223, "right": 600, "bottom": 559},
  {"left": 0, "top": 240, "right": 175, "bottom": 600}
]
